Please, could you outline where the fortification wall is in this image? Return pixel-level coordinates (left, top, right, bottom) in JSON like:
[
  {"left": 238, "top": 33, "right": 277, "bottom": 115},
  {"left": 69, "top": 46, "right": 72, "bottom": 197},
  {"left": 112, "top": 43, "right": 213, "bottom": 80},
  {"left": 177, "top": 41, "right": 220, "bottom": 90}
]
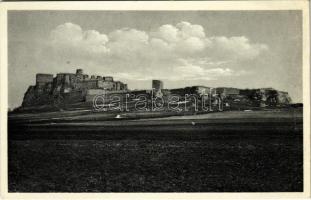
[
  {"left": 85, "top": 90, "right": 129, "bottom": 102},
  {"left": 21, "top": 69, "right": 293, "bottom": 111},
  {"left": 103, "top": 76, "right": 113, "bottom": 82},
  {"left": 36, "top": 74, "right": 53, "bottom": 86},
  {"left": 277, "top": 91, "right": 292, "bottom": 104}
]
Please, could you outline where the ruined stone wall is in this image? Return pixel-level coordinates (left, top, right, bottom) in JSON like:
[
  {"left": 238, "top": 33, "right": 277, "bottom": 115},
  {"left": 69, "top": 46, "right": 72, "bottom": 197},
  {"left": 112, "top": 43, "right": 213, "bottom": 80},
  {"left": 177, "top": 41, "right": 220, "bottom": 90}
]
[
  {"left": 21, "top": 69, "right": 293, "bottom": 110},
  {"left": 277, "top": 91, "right": 292, "bottom": 104},
  {"left": 21, "top": 69, "right": 129, "bottom": 108},
  {"left": 170, "top": 86, "right": 204, "bottom": 97},
  {"left": 103, "top": 76, "right": 113, "bottom": 82},
  {"left": 85, "top": 90, "right": 129, "bottom": 102},
  {"left": 100, "top": 81, "right": 114, "bottom": 90},
  {"left": 36, "top": 74, "right": 53, "bottom": 86},
  {"left": 121, "top": 83, "right": 128, "bottom": 91},
  {"left": 84, "top": 80, "right": 99, "bottom": 89}
]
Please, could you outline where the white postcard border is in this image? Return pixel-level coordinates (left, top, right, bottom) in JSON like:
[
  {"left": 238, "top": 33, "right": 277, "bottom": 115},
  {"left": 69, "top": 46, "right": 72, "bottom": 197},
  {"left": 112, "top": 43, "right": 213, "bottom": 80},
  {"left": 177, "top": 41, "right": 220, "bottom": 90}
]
[{"left": 0, "top": 1, "right": 310, "bottom": 199}]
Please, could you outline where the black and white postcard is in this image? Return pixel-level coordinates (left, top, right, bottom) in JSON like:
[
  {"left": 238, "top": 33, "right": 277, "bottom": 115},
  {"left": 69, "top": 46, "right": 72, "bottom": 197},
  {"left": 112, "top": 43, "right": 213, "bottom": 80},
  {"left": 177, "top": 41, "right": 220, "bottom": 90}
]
[{"left": 0, "top": 1, "right": 310, "bottom": 199}]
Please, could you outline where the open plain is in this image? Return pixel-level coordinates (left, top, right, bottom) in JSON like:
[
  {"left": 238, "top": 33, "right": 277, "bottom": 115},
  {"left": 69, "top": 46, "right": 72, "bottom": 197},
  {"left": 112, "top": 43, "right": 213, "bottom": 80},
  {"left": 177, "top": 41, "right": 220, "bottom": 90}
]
[{"left": 8, "top": 108, "right": 303, "bottom": 192}]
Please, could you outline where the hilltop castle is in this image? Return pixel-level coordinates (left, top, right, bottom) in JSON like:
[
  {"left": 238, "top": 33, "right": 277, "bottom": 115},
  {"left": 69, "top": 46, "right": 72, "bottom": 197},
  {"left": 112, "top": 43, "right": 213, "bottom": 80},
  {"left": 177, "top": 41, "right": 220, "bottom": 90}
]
[
  {"left": 20, "top": 68, "right": 292, "bottom": 111},
  {"left": 22, "top": 69, "right": 128, "bottom": 107}
]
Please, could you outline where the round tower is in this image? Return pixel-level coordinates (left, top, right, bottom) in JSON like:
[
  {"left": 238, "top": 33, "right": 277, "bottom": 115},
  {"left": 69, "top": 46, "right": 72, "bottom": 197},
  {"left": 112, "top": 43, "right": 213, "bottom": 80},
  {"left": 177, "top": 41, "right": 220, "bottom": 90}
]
[
  {"left": 152, "top": 80, "right": 163, "bottom": 90},
  {"left": 76, "top": 69, "right": 83, "bottom": 75}
]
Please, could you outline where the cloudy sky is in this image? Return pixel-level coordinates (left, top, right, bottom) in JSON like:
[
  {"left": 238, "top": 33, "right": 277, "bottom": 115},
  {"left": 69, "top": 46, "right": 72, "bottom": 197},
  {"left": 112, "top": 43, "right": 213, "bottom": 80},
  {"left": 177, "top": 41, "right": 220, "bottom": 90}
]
[{"left": 8, "top": 11, "right": 302, "bottom": 108}]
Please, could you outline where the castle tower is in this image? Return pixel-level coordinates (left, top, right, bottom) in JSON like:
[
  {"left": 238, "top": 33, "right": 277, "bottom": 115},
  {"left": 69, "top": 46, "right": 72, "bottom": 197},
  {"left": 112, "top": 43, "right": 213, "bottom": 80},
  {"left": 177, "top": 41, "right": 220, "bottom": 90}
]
[
  {"left": 152, "top": 80, "right": 163, "bottom": 90},
  {"left": 76, "top": 69, "right": 84, "bottom": 82},
  {"left": 152, "top": 80, "right": 163, "bottom": 98},
  {"left": 76, "top": 69, "right": 83, "bottom": 75}
]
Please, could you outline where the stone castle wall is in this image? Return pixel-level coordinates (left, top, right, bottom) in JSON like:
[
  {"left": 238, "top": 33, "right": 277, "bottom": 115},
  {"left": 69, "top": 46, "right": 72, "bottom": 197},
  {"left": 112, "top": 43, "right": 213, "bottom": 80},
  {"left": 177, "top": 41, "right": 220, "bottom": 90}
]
[
  {"left": 21, "top": 69, "right": 292, "bottom": 110},
  {"left": 36, "top": 74, "right": 53, "bottom": 86},
  {"left": 22, "top": 69, "right": 128, "bottom": 107}
]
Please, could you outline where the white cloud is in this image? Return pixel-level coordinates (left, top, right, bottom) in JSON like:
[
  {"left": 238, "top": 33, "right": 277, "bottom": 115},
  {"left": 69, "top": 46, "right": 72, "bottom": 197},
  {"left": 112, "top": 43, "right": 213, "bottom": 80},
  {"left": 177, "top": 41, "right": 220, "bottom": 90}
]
[
  {"left": 172, "top": 59, "right": 235, "bottom": 81},
  {"left": 50, "top": 22, "right": 110, "bottom": 54},
  {"left": 151, "top": 21, "right": 207, "bottom": 54},
  {"left": 114, "top": 58, "right": 241, "bottom": 81},
  {"left": 176, "top": 21, "right": 206, "bottom": 39},
  {"left": 208, "top": 36, "right": 268, "bottom": 60},
  {"left": 107, "top": 28, "right": 149, "bottom": 58},
  {"left": 51, "top": 23, "right": 83, "bottom": 42},
  {"left": 176, "top": 37, "right": 206, "bottom": 53},
  {"left": 46, "top": 21, "right": 268, "bottom": 82},
  {"left": 153, "top": 24, "right": 179, "bottom": 43}
]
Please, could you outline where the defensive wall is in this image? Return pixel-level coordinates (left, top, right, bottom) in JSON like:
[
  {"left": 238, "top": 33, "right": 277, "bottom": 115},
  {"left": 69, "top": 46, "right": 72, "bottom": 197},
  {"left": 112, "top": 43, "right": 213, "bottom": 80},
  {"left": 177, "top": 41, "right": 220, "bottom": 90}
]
[{"left": 21, "top": 69, "right": 292, "bottom": 110}]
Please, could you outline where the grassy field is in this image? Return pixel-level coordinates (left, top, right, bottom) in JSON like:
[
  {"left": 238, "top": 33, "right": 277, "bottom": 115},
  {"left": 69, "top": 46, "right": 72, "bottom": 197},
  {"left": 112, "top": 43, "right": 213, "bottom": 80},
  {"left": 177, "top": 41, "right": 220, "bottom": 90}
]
[
  {"left": 9, "top": 135, "right": 302, "bottom": 192},
  {"left": 8, "top": 108, "right": 303, "bottom": 192}
]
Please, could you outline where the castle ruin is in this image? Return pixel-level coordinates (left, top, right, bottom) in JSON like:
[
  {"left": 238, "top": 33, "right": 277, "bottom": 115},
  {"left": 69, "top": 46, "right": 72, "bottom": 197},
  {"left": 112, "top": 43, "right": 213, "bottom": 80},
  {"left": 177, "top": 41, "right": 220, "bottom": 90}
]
[
  {"left": 22, "top": 69, "right": 128, "bottom": 107},
  {"left": 20, "top": 68, "right": 292, "bottom": 111}
]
